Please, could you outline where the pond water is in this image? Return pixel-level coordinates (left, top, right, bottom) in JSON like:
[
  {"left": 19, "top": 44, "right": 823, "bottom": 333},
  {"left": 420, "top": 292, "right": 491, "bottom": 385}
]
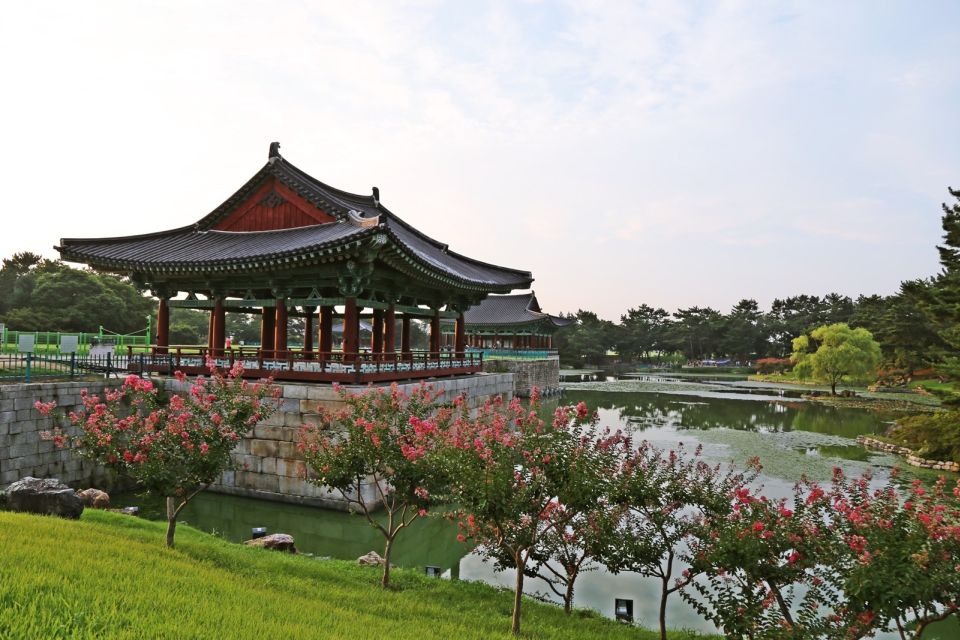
[{"left": 114, "top": 378, "right": 957, "bottom": 638}]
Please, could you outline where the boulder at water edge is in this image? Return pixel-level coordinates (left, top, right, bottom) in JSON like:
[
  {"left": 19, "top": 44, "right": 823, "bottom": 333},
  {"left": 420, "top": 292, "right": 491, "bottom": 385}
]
[
  {"left": 77, "top": 488, "right": 110, "bottom": 509},
  {"left": 243, "top": 533, "right": 297, "bottom": 553},
  {"left": 357, "top": 551, "right": 386, "bottom": 566},
  {"left": 6, "top": 477, "right": 84, "bottom": 519}
]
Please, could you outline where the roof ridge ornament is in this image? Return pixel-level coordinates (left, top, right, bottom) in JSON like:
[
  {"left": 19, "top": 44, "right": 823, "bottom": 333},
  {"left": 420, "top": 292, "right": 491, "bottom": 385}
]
[
  {"left": 372, "top": 186, "right": 380, "bottom": 207},
  {"left": 348, "top": 209, "right": 380, "bottom": 228},
  {"left": 268, "top": 141, "right": 281, "bottom": 163}
]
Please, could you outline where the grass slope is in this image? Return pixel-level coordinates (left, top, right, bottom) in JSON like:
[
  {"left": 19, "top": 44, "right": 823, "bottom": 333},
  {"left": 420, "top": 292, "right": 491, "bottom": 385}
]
[{"left": 0, "top": 510, "right": 711, "bottom": 640}]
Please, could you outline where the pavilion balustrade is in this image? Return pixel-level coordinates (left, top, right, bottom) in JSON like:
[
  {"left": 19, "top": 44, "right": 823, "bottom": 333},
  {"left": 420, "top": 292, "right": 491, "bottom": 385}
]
[{"left": 127, "top": 345, "right": 483, "bottom": 384}]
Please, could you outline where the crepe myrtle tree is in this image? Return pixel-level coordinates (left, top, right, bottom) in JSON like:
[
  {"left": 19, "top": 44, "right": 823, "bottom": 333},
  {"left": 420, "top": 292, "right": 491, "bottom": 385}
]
[
  {"left": 441, "top": 393, "right": 628, "bottom": 635},
  {"left": 594, "top": 443, "right": 761, "bottom": 640},
  {"left": 298, "top": 382, "right": 455, "bottom": 589},
  {"left": 686, "top": 467, "right": 960, "bottom": 639},
  {"left": 36, "top": 362, "right": 278, "bottom": 547}
]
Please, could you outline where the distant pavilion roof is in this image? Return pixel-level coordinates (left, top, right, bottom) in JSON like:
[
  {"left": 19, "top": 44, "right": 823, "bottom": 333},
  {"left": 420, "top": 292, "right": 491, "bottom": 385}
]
[
  {"left": 57, "top": 144, "right": 532, "bottom": 303},
  {"left": 462, "top": 293, "right": 573, "bottom": 331}
]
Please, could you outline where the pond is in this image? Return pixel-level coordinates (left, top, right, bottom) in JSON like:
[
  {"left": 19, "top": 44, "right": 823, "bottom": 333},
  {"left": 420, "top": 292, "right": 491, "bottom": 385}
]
[{"left": 114, "top": 377, "right": 957, "bottom": 638}]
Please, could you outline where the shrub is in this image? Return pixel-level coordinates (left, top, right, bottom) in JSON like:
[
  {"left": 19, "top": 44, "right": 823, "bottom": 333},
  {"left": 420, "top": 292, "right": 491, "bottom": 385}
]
[{"left": 887, "top": 411, "right": 960, "bottom": 463}]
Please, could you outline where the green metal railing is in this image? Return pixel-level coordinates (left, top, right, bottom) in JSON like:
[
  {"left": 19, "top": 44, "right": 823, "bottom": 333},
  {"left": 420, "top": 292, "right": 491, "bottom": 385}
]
[
  {"left": 474, "top": 348, "right": 559, "bottom": 361},
  {"left": 0, "top": 353, "right": 126, "bottom": 383},
  {"left": 0, "top": 325, "right": 150, "bottom": 355}
]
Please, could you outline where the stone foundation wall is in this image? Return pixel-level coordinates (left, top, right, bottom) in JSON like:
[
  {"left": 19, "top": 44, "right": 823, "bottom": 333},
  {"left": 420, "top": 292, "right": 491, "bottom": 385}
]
[
  {"left": 857, "top": 435, "right": 960, "bottom": 473},
  {"left": 0, "top": 381, "right": 113, "bottom": 488},
  {"left": 483, "top": 358, "right": 560, "bottom": 397},
  {"left": 163, "top": 373, "right": 515, "bottom": 509},
  {"left": 2, "top": 373, "right": 514, "bottom": 509}
]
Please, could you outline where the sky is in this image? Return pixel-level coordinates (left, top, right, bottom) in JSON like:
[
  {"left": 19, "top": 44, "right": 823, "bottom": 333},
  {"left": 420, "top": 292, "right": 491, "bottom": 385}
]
[{"left": 1, "top": 1, "right": 958, "bottom": 320}]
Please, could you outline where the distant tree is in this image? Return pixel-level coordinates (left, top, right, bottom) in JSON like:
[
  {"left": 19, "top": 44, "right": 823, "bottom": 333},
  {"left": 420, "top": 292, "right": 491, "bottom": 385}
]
[
  {"left": 901, "top": 187, "right": 960, "bottom": 383},
  {"left": 721, "top": 299, "right": 764, "bottom": 362},
  {"left": 791, "top": 323, "right": 882, "bottom": 394},
  {"left": 562, "top": 310, "right": 618, "bottom": 366},
  {"left": 670, "top": 307, "right": 723, "bottom": 360},
  {"left": 619, "top": 304, "right": 670, "bottom": 362}
]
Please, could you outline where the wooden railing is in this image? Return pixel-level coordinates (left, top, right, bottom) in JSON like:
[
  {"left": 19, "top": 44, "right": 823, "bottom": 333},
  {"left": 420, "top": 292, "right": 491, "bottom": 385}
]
[{"left": 127, "top": 346, "right": 484, "bottom": 384}]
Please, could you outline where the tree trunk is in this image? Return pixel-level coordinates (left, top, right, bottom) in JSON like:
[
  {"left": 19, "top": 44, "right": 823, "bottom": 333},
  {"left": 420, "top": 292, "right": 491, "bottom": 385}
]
[
  {"left": 658, "top": 578, "right": 669, "bottom": 640},
  {"left": 831, "top": 380, "right": 837, "bottom": 396},
  {"left": 381, "top": 535, "right": 394, "bottom": 589},
  {"left": 165, "top": 496, "right": 177, "bottom": 548},
  {"left": 511, "top": 554, "right": 526, "bottom": 635},
  {"left": 563, "top": 573, "right": 576, "bottom": 614}
]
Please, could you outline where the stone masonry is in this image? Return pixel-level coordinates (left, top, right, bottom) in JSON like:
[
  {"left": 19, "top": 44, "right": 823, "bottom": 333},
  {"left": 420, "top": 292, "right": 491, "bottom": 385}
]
[
  {"left": 0, "top": 381, "right": 114, "bottom": 488},
  {"left": 163, "top": 373, "right": 515, "bottom": 509},
  {"left": 483, "top": 358, "right": 561, "bottom": 397},
  {"left": 2, "top": 373, "right": 514, "bottom": 510}
]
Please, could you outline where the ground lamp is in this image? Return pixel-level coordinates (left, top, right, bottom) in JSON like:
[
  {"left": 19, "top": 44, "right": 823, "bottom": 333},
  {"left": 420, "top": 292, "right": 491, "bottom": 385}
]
[
  {"left": 424, "top": 565, "right": 442, "bottom": 578},
  {"left": 251, "top": 527, "right": 267, "bottom": 539},
  {"left": 614, "top": 598, "right": 633, "bottom": 623}
]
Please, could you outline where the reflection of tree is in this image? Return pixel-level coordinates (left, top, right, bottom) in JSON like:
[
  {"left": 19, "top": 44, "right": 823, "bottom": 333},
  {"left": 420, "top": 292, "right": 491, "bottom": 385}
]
[{"left": 550, "top": 391, "right": 886, "bottom": 438}]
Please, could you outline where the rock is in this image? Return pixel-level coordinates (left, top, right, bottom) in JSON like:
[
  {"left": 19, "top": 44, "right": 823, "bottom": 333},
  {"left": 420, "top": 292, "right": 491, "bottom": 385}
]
[
  {"left": 357, "top": 551, "right": 385, "bottom": 566},
  {"left": 77, "top": 488, "right": 110, "bottom": 509},
  {"left": 5, "top": 477, "right": 84, "bottom": 519},
  {"left": 244, "top": 533, "right": 297, "bottom": 553}
]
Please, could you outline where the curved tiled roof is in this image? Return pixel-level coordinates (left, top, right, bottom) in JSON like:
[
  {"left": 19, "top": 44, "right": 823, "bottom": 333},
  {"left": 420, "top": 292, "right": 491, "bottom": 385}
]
[
  {"left": 464, "top": 293, "right": 573, "bottom": 327},
  {"left": 57, "top": 149, "right": 532, "bottom": 289}
]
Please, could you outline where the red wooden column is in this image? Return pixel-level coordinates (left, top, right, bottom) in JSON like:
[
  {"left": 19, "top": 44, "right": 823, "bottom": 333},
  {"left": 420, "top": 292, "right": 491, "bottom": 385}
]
[
  {"left": 207, "top": 310, "right": 215, "bottom": 352},
  {"left": 400, "top": 316, "right": 412, "bottom": 355},
  {"left": 156, "top": 298, "right": 170, "bottom": 354},
  {"left": 371, "top": 309, "right": 384, "bottom": 354},
  {"left": 454, "top": 312, "right": 466, "bottom": 357},
  {"left": 384, "top": 304, "right": 396, "bottom": 354},
  {"left": 260, "top": 306, "right": 276, "bottom": 356},
  {"left": 212, "top": 298, "right": 226, "bottom": 357},
  {"left": 274, "top": 299, "right": 288, "bottom": 355},
  {"left": 429, "top": 310, "right": 441, "bottom": 354},
  {"left": 319, "top": 305, "right": 333, "bottom": 354},
  {"left": 303, "top": 306, "right": 315, "bottom": 355},
  {"left": 342, "top": 297, "right": 359, "bottom": 362},
  {"left": 548, "top": 335, "right": 553, "bottom": 349}
]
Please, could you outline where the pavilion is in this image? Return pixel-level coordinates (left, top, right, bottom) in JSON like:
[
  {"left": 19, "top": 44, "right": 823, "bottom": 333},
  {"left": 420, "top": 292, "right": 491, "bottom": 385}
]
[
  {"left": 441, "top": 292, "right": 572, "bottom": 351},
  {"left": 57, "top": 143, "right": 532, "bottom": 383}
]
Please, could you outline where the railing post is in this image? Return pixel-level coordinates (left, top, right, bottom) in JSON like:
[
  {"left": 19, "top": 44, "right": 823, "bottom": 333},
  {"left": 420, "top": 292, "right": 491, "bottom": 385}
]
[
  {"left": 25, "top": 353, "right": 32, "bottom": 383},
  {"left": 70, "top": 353, "right": 76, "bottom": 379},
  {"left": 139, "top": 353, "right": 145, "bottom": 378}
]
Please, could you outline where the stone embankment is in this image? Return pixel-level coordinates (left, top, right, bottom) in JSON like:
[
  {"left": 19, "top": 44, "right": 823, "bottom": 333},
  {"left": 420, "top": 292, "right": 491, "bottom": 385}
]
[
  {"left": 857, "top": 436, "right": 960, "bottom": 473},
  {"left": 483, "top": 359, "right": 561, "bottom": 397},
  {"left": 0, "top": 381, "right": 114, "bottom": 487},
  {"left": 2, "top": 373, "right": 515, "bottom": 510}
]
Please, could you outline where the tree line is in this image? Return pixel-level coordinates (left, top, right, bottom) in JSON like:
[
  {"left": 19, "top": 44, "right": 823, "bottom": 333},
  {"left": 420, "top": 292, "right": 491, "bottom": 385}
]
[{"left": 555, "top": 187, "right": 960, "bottom": 376}]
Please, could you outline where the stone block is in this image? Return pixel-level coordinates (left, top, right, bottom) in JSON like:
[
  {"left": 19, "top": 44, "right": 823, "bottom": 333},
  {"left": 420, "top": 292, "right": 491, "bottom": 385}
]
[
  {"left": 10, "top": 441, "right": 39, "bottom": 458},
  {"left": 249, "top": 439, "right": 279, "bottom": 458},
  {"left": 260, "top": 457, "right": 277, "bottom": 475},
  {"left": 250, "top": 473, "right": 279, "bottom": 493},
  {"left": 254, "top": 425, "right": 284, "bottom": 440},
  {"left": 283, "top": 384, "right": 309, "bottom": 400},
  {"left": 14, "top": 397, "right": 38, "bottom": 411},
  {"left": 276, "top": 459, "right": 306, "bottom": 478},
  {"left": 306, "top": 386, "right": 339, "bottom": 401},
  {"left": 276, "top": 441, "right": 299, "bottom": 459},
  {"left": 259, "top": 412, "right": 286, "bottom": 427},
  {"left": 277, "top": 398, "right": 300, "bottom": 413},
  {"left": 0, "top": 399, "right": 14, "bottom": 412},
  {"left": 278, "top": 476, "right": 308, "bottom": 496},
  {"left": 242, "top": 455, "right": 261, "bottom": 473},
  {"left": 0, "top": 411, "right": 17, "bottom": 425},
  {"left": 283, "top": 413, "right": 307, "bottom": 428}
]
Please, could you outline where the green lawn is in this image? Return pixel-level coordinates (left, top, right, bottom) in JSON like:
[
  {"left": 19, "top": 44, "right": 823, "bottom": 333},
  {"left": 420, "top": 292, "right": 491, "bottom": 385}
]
[{"left": 0, "top": 510, "right": 713, "bottom": 639}]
